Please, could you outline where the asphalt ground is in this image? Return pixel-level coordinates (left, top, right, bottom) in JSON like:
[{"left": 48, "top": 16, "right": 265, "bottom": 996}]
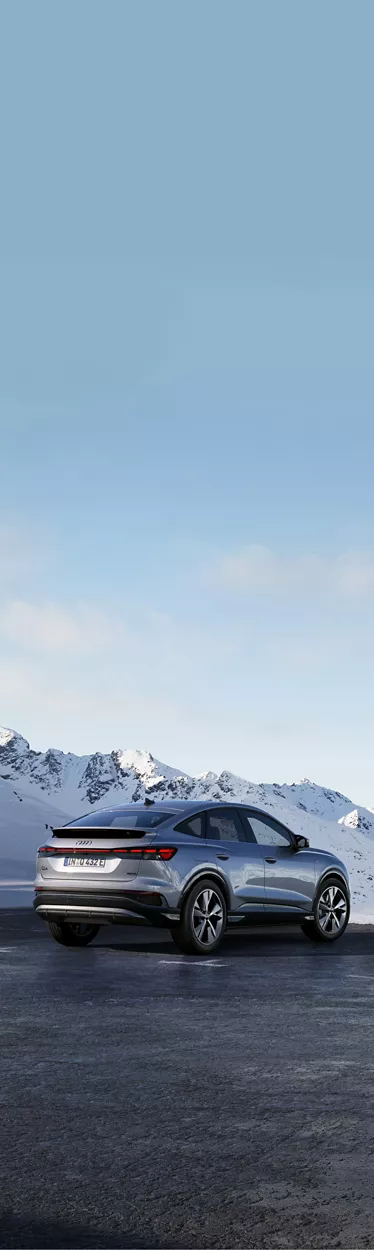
[{"left": 1, "top": 910, "right": 374, "bottom": 1250}]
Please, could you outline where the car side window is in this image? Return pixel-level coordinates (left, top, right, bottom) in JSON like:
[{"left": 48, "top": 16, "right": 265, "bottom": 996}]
[
  {"left": 207, "top": 808, "right": 246, "bottom": 842},
  {"left": 175, "top": 815, "right": 204, "bottom": 838},
  {"left": 244, "top": 814, "right": 291, "bottom": 848}
]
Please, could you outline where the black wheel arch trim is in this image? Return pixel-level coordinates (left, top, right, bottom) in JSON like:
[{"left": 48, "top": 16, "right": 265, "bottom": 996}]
[{"left": 178, "top": 869, "right": 231, "bottom": 911}]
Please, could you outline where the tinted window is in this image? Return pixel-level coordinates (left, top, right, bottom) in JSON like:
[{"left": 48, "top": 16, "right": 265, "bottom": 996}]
[
  {"left": 207, "top": 809, "right": 245, "bottom": 842},
  {"left": 64, "top": 808, "right": 172, "bottom": 829},
  {"left": 245, "top": 814, "right": 291, "bottom": 847},
  {"left": 176, "top": 815, "right": 204, "bottom": 838}
]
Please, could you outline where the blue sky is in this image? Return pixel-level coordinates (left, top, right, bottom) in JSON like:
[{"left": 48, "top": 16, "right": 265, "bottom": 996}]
[{"left": 1, "top": 1, "right": 374, "bottom": 802}]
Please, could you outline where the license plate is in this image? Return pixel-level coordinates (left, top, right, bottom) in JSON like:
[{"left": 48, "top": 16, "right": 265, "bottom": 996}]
[{"left": 63, "top": 856, "right": 106, "bottom": 868}]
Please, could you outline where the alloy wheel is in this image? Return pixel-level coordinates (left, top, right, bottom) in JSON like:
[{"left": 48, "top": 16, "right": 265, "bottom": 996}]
[
  {"left": 317, "top": 885, "right": 347, "bottom": 934},
  {"left": 192, "top": 888, "right": 224, "bottom": 946}
]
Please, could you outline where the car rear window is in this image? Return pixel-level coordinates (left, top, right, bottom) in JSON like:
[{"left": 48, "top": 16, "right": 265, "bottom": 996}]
[{"left": 62, "top": 808, "right": 173, "bottom": 830}]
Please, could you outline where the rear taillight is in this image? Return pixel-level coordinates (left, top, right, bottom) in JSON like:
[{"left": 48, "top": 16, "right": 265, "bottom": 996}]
[
  {"left": 117, "top": 847, "right": 177, "bottom": 861},
  {"left": 37, "top": 845, "right": 178, "bottom": 860}
]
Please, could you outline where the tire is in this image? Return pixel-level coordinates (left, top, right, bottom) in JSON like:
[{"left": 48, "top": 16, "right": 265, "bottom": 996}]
[
  {"left": 48, "top": 921, "right": 100, "bottom": 947},
  {"left": 170, "top": 878, "right": 227, "bottom": 956},
  {"left": 301, "top": 875, "right": 350, "bottom": 943}
]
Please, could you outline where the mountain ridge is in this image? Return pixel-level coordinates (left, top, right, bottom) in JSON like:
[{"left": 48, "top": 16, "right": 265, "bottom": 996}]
[{"left": 0, "top": 724, "right": 366, "bottom": 817}]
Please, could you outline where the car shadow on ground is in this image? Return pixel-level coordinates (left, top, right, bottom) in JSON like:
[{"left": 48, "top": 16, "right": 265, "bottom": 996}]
[
  {"left": 0, "top": 1212, "right": 164, "bottom": 1249},
  {"left": 96, "top": 926, "right": 372, "bottom": 957}
]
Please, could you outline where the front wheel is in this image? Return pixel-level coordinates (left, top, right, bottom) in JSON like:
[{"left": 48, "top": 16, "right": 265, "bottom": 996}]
[
  {"left": 48, "top": 921, "right": 100, "bottom": 947},
  {"left": 301, "top": 876, "right": 350, "bottom": 943},
  {"left": 170, "top": 878, "right": 227, "bottom": 955}
]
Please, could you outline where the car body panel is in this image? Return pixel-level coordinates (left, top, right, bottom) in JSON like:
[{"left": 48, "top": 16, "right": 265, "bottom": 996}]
[
  {"left": 263, "top": 847, "right": 317, "bottom": 910},
  {"left": 208, "top": 839, "right": 266, "bottom": 908}
]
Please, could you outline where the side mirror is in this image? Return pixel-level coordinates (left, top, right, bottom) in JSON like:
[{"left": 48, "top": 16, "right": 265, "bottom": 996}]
[{"left": 293, "top": 834, "right": 309, "bottom": 850}]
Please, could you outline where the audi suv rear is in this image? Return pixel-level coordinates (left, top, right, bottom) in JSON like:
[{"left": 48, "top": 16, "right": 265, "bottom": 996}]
[{"left": 34, "top": 800, "right": 350, "bottom": 953}]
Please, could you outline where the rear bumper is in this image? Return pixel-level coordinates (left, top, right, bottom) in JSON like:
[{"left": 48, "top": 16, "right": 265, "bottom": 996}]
[{"left": 33, "top": 888, "right": 179, "bottom": 927}]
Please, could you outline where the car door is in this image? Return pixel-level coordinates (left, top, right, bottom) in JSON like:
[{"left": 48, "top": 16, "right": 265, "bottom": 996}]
[
  {"left": 243, "top": 811, "right": 316, "bottom": 911},
  {"left": 206, "top": 806, "right": 265, "bottom": 910}
]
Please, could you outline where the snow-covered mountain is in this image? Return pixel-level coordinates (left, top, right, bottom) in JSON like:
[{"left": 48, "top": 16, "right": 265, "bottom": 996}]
[
  {"left": 0, "top": 774, "right": 71, "bottom": 880},
  {"left": 1, "top": 726, "right": 374, "bottom": 920}
]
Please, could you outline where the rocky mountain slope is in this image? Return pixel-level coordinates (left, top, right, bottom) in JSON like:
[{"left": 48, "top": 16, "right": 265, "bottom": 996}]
[{"left": 1, "top": 726, "right": 373, "bottom": 919}]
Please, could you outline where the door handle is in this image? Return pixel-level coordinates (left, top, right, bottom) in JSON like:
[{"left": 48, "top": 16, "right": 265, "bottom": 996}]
[
  {"left": 217, "top": 853, "right": 229, "bottom": 860},
  {"left": 265, "top": 856, "right": 276, "bottom": 863}
]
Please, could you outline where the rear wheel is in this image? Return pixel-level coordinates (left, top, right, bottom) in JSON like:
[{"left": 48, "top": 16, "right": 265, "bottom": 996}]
[
  {"left": 301, "top": 876, "right": 349, "bottom": 943},
  {"left": 48, "top": 921, "right": 100, "bottom": 947},
  {"left": 170, "top": 878, "right": 227, "bottom": 955}
]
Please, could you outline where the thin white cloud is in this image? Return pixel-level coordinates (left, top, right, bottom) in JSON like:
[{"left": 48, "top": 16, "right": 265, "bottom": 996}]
[
  {"left": 334, "top": 551, "right": 374, "bottom": 595},
  {"left": 0, "top": 599, "right": 127, "bottom": 654},
  {"left": 0, "top": 519, "right": 50, "bottom": 584},
  {"left": 213, "top": 545, "right": 374, "bottom": 597}
]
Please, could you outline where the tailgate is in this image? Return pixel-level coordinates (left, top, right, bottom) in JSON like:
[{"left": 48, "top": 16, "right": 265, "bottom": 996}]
[{"left": 38, "top": 833, "right": 156, "bottom": 882}]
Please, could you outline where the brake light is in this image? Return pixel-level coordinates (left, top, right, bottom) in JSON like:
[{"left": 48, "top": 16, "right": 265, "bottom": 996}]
[
  {"left": 116, "top": 847, "right": 177, "bottom": 860},
  {"left": 115, "top": 847, "right": 150, "bottom": 857},
  {"left": 37, "top": 844, "right": 178, "bottom": 860}
]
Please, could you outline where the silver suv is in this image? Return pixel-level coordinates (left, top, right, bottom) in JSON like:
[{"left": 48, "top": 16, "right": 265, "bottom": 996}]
[{"left": 34, "top": 800, "right": 350, "bottom": 954}]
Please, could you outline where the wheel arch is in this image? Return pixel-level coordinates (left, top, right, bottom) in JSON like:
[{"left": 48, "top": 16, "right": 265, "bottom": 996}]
[
  {"left": 313, "top": 868, "right": 350, "bottom": 905},
  {"left": 178, "top": 869, "right": 231, "bottom": 912}
]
